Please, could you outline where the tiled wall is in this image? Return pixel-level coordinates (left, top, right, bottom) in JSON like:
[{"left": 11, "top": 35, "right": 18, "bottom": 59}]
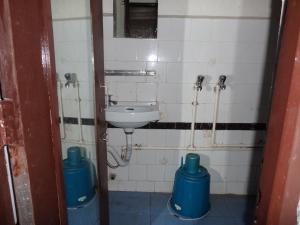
[
  {"left": 104, "top": 15, "right": 270, "bottom": 194},
  {"left": 51, "top": 0, "right": 98, "bottom": 166},
  {"left": 51, "top": 0, "right": 273, "bottom": 195}
]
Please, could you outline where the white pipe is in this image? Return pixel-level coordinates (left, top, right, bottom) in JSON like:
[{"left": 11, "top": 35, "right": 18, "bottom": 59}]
[
  {"left": 133, "top": 145, "right": 263, "bottom": 151},
  {"left": 211, "top": 84, "right": 220, "bottom": 145},
  {"left": 57, "top": 81, "right": 66, "bottom": 139},
  {"left": 188, "top": 85, "right": 199, "bottom": 149},
  {"left": 210, "top": 83, "right": 263, "bottom": 148},
  {"left": 107, "top": 133, "right": 133, "bottom": 167},
  {"left": 76, "top": 81, "right": 84, "bottom": 143}
]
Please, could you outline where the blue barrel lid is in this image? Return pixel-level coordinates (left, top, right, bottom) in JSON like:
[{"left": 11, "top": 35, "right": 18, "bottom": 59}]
[
  {"left": 178, "top": 153, "right": 209, "bottom": 179},
  {"left": 64, "top": 146, "right": 89, "bottom": 170}
]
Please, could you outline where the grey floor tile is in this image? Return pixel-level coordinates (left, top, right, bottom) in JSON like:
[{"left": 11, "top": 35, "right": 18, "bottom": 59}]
[
  {"left": 110, "top": 212, "right": 150, "bottom": 225},
  {"left": 108, "top": 192, "right": 256, "bottom": 225},
  {"left": 150, "top": 193, "right": 170, "bottom": 215},
  {"left": 151, "top": 213, "right": 196, "bottom": 225},
  {"left": 194, "top": 216, "right": 239, "bottom": 225},
  {"left": 109, "top": 191, "right": 150, "bottom": 213}
]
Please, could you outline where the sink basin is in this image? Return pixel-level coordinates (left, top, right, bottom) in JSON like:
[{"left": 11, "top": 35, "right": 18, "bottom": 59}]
[{"left": 105, "top": 103, "right": 160, "bottom": 129}]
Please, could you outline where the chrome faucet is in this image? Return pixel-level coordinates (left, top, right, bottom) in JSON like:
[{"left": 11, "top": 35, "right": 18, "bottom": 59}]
[
  {"left": 195, "top": 75, "right": 205, "bottom": 91},
  {"left": 218, "top": 75, "right": 227, "bottom": 90},
  {"left": 64, "top": 73, "right": 77, "bottom": 88},
  {"left": 108, "top": 95, "right": 118, "bottom": 106}
]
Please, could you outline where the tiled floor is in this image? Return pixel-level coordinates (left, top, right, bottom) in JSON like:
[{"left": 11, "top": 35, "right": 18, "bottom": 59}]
[{"left": 109, "top": 191, "right": 256, "bottom": 225}]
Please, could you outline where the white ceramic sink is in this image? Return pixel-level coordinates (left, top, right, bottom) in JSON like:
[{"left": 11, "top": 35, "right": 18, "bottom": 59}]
[{"left": 105, "top": 103, "right": 160, "bottom": 129}]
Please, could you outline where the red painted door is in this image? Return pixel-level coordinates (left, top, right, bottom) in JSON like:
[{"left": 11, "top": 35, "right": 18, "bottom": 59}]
[
  {"left": 90, "top": 0, "right": 110, "bottom": 224},
  {"left": 0, "top": 0, "right": 67, "bottom": 224},
  {"left": 255, "top": 0, "right": 300, "bottom": 224}
]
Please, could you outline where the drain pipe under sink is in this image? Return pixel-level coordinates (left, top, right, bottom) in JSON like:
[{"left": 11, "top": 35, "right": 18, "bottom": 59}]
[{"left": 107, "top": 129, "right": 133, "bottom": 168}]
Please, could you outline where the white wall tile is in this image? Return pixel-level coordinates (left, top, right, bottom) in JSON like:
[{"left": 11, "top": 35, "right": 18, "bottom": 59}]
[
  {"left": 116, "top": 82, "right": 137, "bottom": 101},
  {"left": 164, "top": 103, "right": 193, "bottom": 122},
  {"left": 212, "top": 19, "right": 270, "bottom": 43},
  {"left": 158, "top": 83, "right": 181, "bottom": 103},
  {"left": 79, "top": 81, "right": 94, "bottom": 100},
  {"left": 115, "top": 39, "right": 138, "bottom": 61},
  {"left": 107, "top": 128, "right": 126, "bottom": 146},
  {"left": 118, "top": 181, "right": 137, "bottom": 191},
  {"left": 61, "top": 99, "right": 78, "bottom": 117},
  {"left": 102, "top": 0, "right": 113, "bottom": 14},
  {"left": 103, "top": 16, "right": 113, "bottom": 39},
  {"left": 194, "top": 130, "right": 211, "bottom": 147},
  {"left": 135, "top": 150, "right": 157, "bottom": 165},
  {"left": 158, "top": 18, "right": 191, "bottom": 40},
  {"left": 53, "top": 6, "right": 272, "bottom": 194},
  {"left": 210, "top": 182, "right": 226, "bottom": 194},
  {"left": 194, "top": 150, "right": 212, "bottom": 166},
  {"left": 104, "top": 39, "right": 116, "bottom": 61},
  {"left": 136, "top": 40, "right": 158, "bottom": 61},
  {"left": 51, "top": 0, "right": 90, "bottom": 19},
  {"left": 164, "top": 165, "right": 177, "bottom": 181},
  {"left": 196, "top": 103, "right": 214, "bottom": 122},
  {"left": 132, "top": 129, "right": 149, "bottom": 146},
  {"left": 158, "top": 0, "right": 271, "bottom": 18},
  {"left": 56, "top": 62, "right": 92, "bottom": 82},
  {"left": 147, "top": 130, "right": 166, "bottom": 146},
  {"left": 129, "top": 165, "right": 147, "bottom": 180},
  {"left": 108, "top": 180, "right": 120, "bottom": 191},
  {"left": 226, "top": 182, "right": 248, "bottom": 195},
  {"left": 64, "top": 124, "right": 81, "bottom": 140},
  {"left": 210, "top": 150, "right": 230, "bottom": 165},
  {"left": 208, "top": 165, "right": 227, "bottom": 182},
  {"left": 182, "top": 41, "right": 215, "bottom": 62},
  {"left": 165, "top": 130, "right": 187, "bottom": 147},
  {"left": 55, "top": 41, "right": 93, "bottom": 63},
  {"left": 146, "top": 62, "right": 167, "bottom": 82},
  {"left": 190, "top": 19, "right": 213, "bottom": 41},
  {"left": 80, "top": 100, "right": 95, "bottom": 118},
  {"left": 155, "top": 150, "right": 177, "bottom": 165},
  {"left": 136, "top": 181, "right": 155, "bottom": 192},
  {"left": 214, "top": 63, "right": 266, "bottom": 84},
  {"left": 137, "top": 82, "right": 157, "bottom": 102},
  {"left": 154, "top": 181, "right": 173, "bottom": 193},
  {"left": 108, "top": 167, "right": 129, "bottom": 181},
  {"left": 81, "top": 126, "right": 95, "bottom": 142},
  {"left": 216, "top": 43, "right": 267, "bottom": 64},
  {"left": 158, "top": 41, "right": 183, "bottom": 62},
  {"left": 147, "top": 165, "right": 165, "bottom": 181},
  {"left": 165, "top": 62, "right": 212, "bottom": 84}
]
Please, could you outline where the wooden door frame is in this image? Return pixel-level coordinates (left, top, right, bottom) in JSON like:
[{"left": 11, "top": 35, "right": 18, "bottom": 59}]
[
  {"left": 0, "top": 0, "right": 67, "bottom": 224},
  {"left": 90, "top": 0, "right": 110, "bottom": 224},
  {"left": 255, "top": 0, "right": 300, "bottom": 224},
  {"left": 0, "top": 0, "right": 110, "bottom": 224}
]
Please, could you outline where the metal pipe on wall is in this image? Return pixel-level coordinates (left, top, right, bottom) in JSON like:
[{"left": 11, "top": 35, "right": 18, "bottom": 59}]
[
  {"left": 57, "top": 80, "right": 66, "bottom": 139},
  {"left": 188, "top": 85, "right": 199, "bottom": 149},
  {"left": 75, "top": 81, "right": 84, "bottom": 143}
]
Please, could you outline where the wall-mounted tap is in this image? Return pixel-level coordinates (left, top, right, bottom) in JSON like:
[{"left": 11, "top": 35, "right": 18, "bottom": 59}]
[
  {"left": 64, "top": 73, "right": 77, "bottom": 88},
  {"left": 108, "top": 94, "right": 118, "bottom": 106},
  {"left": 218, "top": 75, "right": 227, "bottom": 90},
  {"left": 195, "top": 75, "right": 205, "bottom": 91}
]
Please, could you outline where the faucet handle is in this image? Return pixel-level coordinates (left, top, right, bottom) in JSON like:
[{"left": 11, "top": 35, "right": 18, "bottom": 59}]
[
  {"left": 196, "top": 75, "right": 205, "bottom": 91},
  {"left": 218, "top": 75, "right": 227, "bottom": 90}
]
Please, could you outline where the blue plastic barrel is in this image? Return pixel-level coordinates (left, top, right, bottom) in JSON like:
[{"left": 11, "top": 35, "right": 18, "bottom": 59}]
[
  {"left": 168, "top": 153, "right": 210, "bottom": 219},
  {"left": 63, "top": 146, "right": 96, "bottom": 208}
]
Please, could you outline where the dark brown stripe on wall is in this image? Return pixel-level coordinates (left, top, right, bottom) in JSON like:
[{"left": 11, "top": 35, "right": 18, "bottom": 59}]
[{"left": 60, "top": 117, "right": 266, "bottom": 130}]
